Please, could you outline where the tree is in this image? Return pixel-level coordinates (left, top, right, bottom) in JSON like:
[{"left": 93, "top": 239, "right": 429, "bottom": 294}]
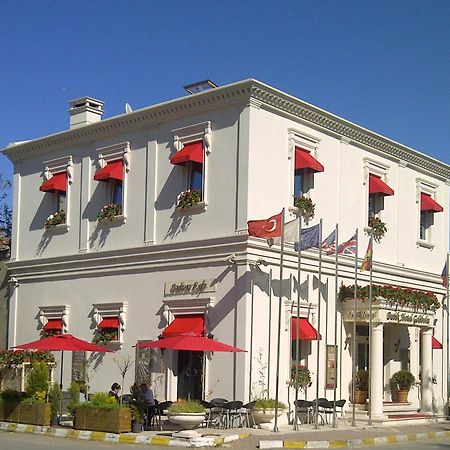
[{"left": 0, "top": 175, "right": 11, "bottom": 239}]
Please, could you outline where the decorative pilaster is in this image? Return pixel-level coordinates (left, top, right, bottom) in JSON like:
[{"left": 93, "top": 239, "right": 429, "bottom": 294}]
[
  {"left": 420, "top": 328, "right": 433, "bottom": 412},
  {"left": 370, "top": 322, "right": 387, "bottom": 421}
]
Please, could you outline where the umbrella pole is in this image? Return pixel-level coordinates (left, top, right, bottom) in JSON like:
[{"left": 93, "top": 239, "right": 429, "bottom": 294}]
[{"left": 59, "top": 350, "right": 64, "bottom": 424}]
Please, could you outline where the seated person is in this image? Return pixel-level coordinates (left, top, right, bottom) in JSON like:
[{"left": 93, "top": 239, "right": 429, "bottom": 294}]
[
  {"left": 139, "top": 383, "right": 156, "bottom": 425},
  {"left": 109, "top": 382, "right": 121, "bottom": 402}
]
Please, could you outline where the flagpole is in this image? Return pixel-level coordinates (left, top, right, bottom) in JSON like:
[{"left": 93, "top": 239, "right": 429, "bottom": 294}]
[
  {"left": 351, "top": 229, "right": 358, "bottom": 426},
  {"left": 294, "top": 217, "right": 301, "bottom": 430},
  {"left": 368, "top": 236, "right": 374, "bottom": 426},
  {"left": 273, "top": 208, "right": 285, "bottom": 433},
  {"left": 267, "top": 269, "right": 272, "bottom": 399},
  {"left": 332, "top": 224, "right": 339, "bottom": 427},
  {"left": 314, "top": 219, "right": 323, "bottom": 429},
  {"left": 446, "top": 252, "right": 450, "bottom": 419}
]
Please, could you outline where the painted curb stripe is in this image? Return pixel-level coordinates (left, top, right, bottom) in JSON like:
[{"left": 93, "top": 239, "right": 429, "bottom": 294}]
[
  {"left": 284, "top": 441, "right": 307, "bottom": 448},
  {"left": 151, "top": 435, "right": 171, "bottom": 446},
  {"left": 90, "top": 431, "right": 107, "bottom": 441},
  {"left": 329, "top": 440, "right": 349, "bottom": 448}
]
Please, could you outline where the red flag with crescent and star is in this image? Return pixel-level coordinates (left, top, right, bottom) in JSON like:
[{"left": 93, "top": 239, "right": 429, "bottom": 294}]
[{"left": 247, "top": 212, "right": 283, "bottom": 238}]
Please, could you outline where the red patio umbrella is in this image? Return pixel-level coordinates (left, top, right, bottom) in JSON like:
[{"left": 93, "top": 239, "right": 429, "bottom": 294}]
[{"left": 135, "top": 335, "right": 245, "bottom": 352}]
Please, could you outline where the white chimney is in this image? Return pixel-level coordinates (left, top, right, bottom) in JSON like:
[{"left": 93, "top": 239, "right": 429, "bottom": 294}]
[{"left": 69, "top": 97, "right": 104, "bottom": 129}]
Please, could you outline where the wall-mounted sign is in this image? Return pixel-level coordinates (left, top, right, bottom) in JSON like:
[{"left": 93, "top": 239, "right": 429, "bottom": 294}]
[
  {"left": 386, "top": 311, "right": 432, "bottom": 326},
  {"left": 326, "top": 345, "right": 337, "bottom": 389},
  {"left": 342, "top": 308, "right": 434, "bottom": 327},
  {"left": 164, "top": 279, "right": 216, "bottom": 297}
]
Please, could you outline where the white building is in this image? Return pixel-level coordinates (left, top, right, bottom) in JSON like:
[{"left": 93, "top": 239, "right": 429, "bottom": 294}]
[{"left": 3, "top": 79, "right": 449, "bottom": 424}]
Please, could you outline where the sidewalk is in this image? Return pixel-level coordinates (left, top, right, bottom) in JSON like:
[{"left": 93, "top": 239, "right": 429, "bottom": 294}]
[{"left": 1, "top": 419, "right": 450, "bottom": 448}]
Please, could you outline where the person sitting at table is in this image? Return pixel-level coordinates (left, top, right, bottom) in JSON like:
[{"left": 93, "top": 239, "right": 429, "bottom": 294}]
[
  {"left": 109, "top": 382, "right": 121, "bottom": 402},
  {"left": 139, "top": 383, "right": 156, "bottom": 426}
]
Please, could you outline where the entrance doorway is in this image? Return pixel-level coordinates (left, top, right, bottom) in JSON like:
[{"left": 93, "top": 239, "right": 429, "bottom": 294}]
[
  {"left": 177, "top": 350, "right": 203, "bottom": 400},
  {"left": 356, "top": 325, "right": 369, "bottom": 370}
]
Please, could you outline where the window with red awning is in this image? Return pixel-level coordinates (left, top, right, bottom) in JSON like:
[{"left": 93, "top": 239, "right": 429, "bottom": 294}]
[
  {"left": 170, "top": 141, "right": 204, "bottom": 166},
  {"left": 162, "top": 315, "right": 205, "bottom": 337},
  {"left": 369, "top": 174, "right": 394, "bottom": 196},
  {"left": 294, "top": 147, "right": 324, "bottom": 173},
  {"left": 291, "top": 318, "right": 321, "bottom": 340},
  {"left": 94, "top": 160, "right": 124, "bottom": 182},
  {"left": 40, "top": 173, "right": 67, "bottom": 193},
  {"left": 420, "top": 193, "right": 443, "bottom": 213},
  {"left": 98, "top": 317, "right": 119, "bottom": 329}
]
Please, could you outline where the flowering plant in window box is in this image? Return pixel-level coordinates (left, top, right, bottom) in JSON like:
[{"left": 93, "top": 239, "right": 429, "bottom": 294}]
[
  {"left": 93, "top": 329, "right": 118, "bottom": 344},
  {"left": 366, "top": 217, "right": 387, "bottom": 243},
  {"left": 289, "top": 365, "right": 311, "bottom": 391},
  {"left": 176, "top": 189, "right": 202, "bottom": 210},
  {"left": 98, "top": 203, "right": 122, "bottom": 223},
  {"left": 293, "top": 196, "right": 315, "bottom": 222},
  {"left": 43, "top": 329, "right": 62, "bottom": 338},
  {"left": 44, "top": 211, "right": 66, "bottom": 229},
  {"left": 339, "top": 284, "right": 440, "bottom": 311}
]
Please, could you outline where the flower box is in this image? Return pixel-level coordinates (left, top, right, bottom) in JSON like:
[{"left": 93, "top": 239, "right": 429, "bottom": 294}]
[
  {"left": 44, "top": 211, "right": 66, "bottom": 229},
  {"left": 0, "top": 402, "right": 51, "bottom": 426},
  {"left": 75, "top": 406, "right": 131, "bottom": 433},
  {"left": 97, "top": 203, "right": 123, "bottom": 223},
  {"left": 176, "top": 189, "right": 202, "bottom": 210}
]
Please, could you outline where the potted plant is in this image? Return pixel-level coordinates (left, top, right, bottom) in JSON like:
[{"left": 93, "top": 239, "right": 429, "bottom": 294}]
[
  {"left": 49, "top": 382, "right": 61, "bottom": 426},
  {"left": 44, "top": 211, "right": 66, "bottom": 229},
  {"left": 129, "top": 383, "right": 145, "bottom": 433},
  {"left": 176, "top": 189, "right": 202, "bottom": 210},
  {"left": 366, "top": 217, "right": 387, "bottom": 243},
  {"left": 293, "top": 195, "right": 315, "bottom": 222},
  {"left": 354, "top": 370, "right": 369, "bottom": 404},
  {"left": 75, "top": 392, "right": 131, "bottom": 433},
  {"left": 98, "top": 203, "right": 122, "bottom": 222},
  {"left": 391, "top": 370, "right": 415, "bottom": 403},
  {"left": 167, "top": 399, "right": 206, "bottom": 429},
  {"left": 93, "top": 329, "right": 118, "bottom": 344},
  {"left": 251, "top": 398, "right": 287, "bottom": 425},
  {"left": 289, "top": 366, "right": 311, "bottom": 391}
]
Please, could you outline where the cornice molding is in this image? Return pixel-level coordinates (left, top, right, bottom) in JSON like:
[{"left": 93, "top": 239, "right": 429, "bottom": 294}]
[{"left": 3, "top": 79, "right": 449, "bottom": 179}]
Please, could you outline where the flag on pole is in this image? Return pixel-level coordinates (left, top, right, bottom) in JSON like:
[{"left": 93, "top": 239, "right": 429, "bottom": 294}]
[
  {"left": 337, "top": 233, "right": 357, "bottom": 255},
  {"left": 267, "top": 218, "right": 298, "bottom": 247},
  {"left": 442, "top": 261, "right": 449, "bottom": 288},
  {"left": 294, "top": 224, "right": 320, "bottom": 251},
  {"left": 321, "top": 229, "right": 336, "bottom": 255},
  {"left": 360, "top": 237, "right": 373, "bottom": 271},
  {"left": 248, "top": 212, "right": 282, "bottom": 238}
]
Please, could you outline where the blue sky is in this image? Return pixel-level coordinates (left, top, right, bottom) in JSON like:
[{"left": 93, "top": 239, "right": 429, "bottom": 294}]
[{"left": 1, "top": 0, "right": 449, "bottom": 194}]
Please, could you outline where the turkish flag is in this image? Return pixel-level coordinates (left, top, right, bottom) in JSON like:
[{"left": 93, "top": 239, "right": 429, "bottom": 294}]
[{"left": 247, "top": 212, "right": 282, "bottom": 238}]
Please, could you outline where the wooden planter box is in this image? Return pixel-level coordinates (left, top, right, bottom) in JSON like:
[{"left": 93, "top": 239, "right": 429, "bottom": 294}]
[
  {"left": 0, "top": 402, "right": 51, "bottom": 426},
  {"left": 75, "top": 407, "right": 131, "bottom": 433}
]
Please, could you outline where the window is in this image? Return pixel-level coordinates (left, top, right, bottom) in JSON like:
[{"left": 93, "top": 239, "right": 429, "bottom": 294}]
[
  {"left": 94, "top": 142, "right": 130, "bottom": 222},
  {"left": 417, "top": 190, "right": 443, "bottom": 244},
  {"left": 92, "top": 302, "right": 127, "bottom": 346},
  {"left": 38, "top": 305, "right": 69, "bottom": 335},
  {"left": 170, "top": 121, "right": 211, "bottom": 211}
]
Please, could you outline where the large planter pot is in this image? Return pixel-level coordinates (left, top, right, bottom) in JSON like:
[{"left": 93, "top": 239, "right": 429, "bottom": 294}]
[
  {"left": 354, "top": 390, "right": 368, "bottom": 405},
  {"left": 396, "top": 390, "right": 409, "bottom": 403},
  {"left": 75, "top": 407, "right": 131, "bottom": 433},
  {"left": 0, "top": 402, "right": 51, "bottom": 426},
  {"left": 167, "top": 412, "right": 206, "bottom": 429},
  {"left": 252, "top": 408, "right": 283, "bottom": 425}
]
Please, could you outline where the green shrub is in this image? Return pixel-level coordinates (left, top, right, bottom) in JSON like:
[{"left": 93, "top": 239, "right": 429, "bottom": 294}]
[
  {"left": 67, "top": 382, "right": 81, "bottom": 414},
  {"left": 26, "top": 361, "right": 49, "bottom": 398},
  {"left": 391, "top": 370, "right": 415, "bottom": 391},
  {"left": 1, "top": 389, "right": 23, "bottom": 402},
  {"left": 168, "top": 400, "right": 205, "bottom": 413},
  {"left": 49, "top": 382, "right": 61, "bottom": 418},
  {"left": 253, "top": 398, "right": 287, "bottom": 410},
  {"left": 78, "top": 392, "right": 123, "bottom": 410}
]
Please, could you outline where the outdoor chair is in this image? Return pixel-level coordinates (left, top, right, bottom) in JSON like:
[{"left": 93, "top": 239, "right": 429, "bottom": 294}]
[
  {"left": 335, "top": 399, "right": 347, "bottom": 424},
  {"left": 242, "top": 400, "right": 256, "bottom": 428},
  {"left": 209, "top": 398, "right": 228, "bottom": 428},
  {"left": 154, "top": 401, "right": 173, "bottom": 430},
  {"left": 200, "top": 400, "right": 214, "bottom": 427},
  {"left": 293, "top": 399, "right": 314, "bottom": 425},
  {"left": 311, "top": 398, "right": 327, "bottom": 425},
  {"left": 222, "top": 401, "right": 244, "bottom": 428}
]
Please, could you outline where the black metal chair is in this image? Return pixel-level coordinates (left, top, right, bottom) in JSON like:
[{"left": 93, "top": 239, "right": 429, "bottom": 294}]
[
  {"left": 311, "top": 398, "right": 327, "bottom": 425},
  {"left": 293, "top": 399, "right": 314, "bottom": 424},
  {"left": 242, "top": 400, "right": 256, "bottom": 428},
  {"left": 153, "top": 401, "right": 173, "bottom": 430},
  {"left": 209, "top": 398, "right": 228, "bottom": 428},
  {"left": 222, "top": 401, "right": 244, "bottom": 428},
  {"left": 200, "top": 400, "right": 214, "bottom": 428},
  {"left": 335, "top": 399, "right": 347, "bottom": 424}
]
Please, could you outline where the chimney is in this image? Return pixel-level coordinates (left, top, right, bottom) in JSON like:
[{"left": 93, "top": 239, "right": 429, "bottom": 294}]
[{"left": 69, "top": 97, "right": 104, "bottom": 129}]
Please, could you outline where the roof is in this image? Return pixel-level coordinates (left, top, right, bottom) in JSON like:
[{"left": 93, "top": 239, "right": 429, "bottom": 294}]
[{"left": 2, "top": 79, "right": 449, "bottom": 179}]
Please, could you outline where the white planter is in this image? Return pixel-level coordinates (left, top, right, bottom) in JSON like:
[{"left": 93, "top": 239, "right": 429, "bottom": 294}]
[
  {"left": 167, "top": 412, "right": 206, "bottom": 429},
  {"left": 252, "top": 408, "right": 283, "bottom": 425}
]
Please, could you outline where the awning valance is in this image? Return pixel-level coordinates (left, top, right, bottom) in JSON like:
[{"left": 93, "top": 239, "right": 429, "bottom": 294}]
[
  {"left": 421, "top": 193, "right": 443, "bottom": 213},
  {"left": 39, "top": 173, "right": 67, "bottom": 193},
  {"left": 43, "top": 319, "right": 62, "bottom": 331},
  {"left": 294, "top": 147, "right": 324, "bottom": 173},
  {"left": 162, "top": 315, "right": 204, "bottom": 337},
  {"left": 98, "top": 317, "right": 119, "bottom": 329},
  {"left": 432, "top": 336, "right": 443, "bottom": 349},
  {"left": 170, "top": 141, "right": 203, "bottom": 165},
  {"left": 291, "top": 318, "right": 321, "bottom": 340},
  {"left": 94, "top": 160, "right": 123, "bottom": 182},
  {"left": 369, "top": 174, "right": 394, "bottom": 196}
]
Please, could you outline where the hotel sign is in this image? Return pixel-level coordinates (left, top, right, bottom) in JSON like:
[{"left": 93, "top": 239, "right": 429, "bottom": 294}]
[
  {"left": 342, "top": 307, "right": 434, "bottom": 327},
  {"left": 385, "top": 311, "right": 432, "bottom": 326},
  {"left": 164, "top": 279, "right": 216, "bottom": 297}
]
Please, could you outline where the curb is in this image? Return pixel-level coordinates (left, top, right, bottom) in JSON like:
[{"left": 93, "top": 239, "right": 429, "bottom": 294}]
[
  {"left": 0, "top": 421, "right": 250, "bottom": 447},
  {"left": 259, "top": 430, "right": 450, "bottom": 448}
]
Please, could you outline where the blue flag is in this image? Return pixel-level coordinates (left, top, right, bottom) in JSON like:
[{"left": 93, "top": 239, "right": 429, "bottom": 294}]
[{"left": 294, "top": 224, "right": 320, "bottom": 251}]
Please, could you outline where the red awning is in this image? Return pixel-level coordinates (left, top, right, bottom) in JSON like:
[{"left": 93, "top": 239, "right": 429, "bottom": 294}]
[
  {"left": 162, "top": 315, "right": 204, "bottom": 337},
  {"left": 98, "top": 317, "right": 119, "bottom": 329},
  {"left": 432, "top": 336, "right": 443, "bottom": 349},
  {"left": 421, "top": 193, "right": 443, "bottom": 213},
  {"left": 369, "top": 174, "right": 394, "bottom": 196},
  {"left": 43, "top": 319, "right": 62, "bottom": 331},
  {"left": 291, "top": 318, "right": 321, "bottom": 340},
  {"left": 94, "top": 160, "right": 123, "bottom": 182},
  {"left": 39, "top": 173, "right": 67, "bottom": 193},
  {"left": 170, "top": 141, "right": 204, "bottom": 165},
  {"left": 294, "top": 147, "right": 324, "bottom": 173}
]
